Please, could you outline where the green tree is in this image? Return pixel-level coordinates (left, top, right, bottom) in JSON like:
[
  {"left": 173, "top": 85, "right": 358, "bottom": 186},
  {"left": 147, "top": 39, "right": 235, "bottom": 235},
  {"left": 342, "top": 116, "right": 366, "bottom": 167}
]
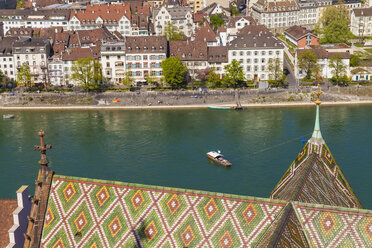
[
  {"left": 267, "top": 57, "right": 284, "bottom": 82},
  {"left": 164, "top": 22, "right": 184, "bottom": 41},
  {"left": 17, "top": 63, "right": 32, "bottom": 86},
  {"left": 210, "top": 14, "right": 224, "bottom": 29},
  {"left": 230, "top": 4, "right": 240, "bottom": 16},
  {"left": 329, "top": 54, "right": 348, "bottom": 84},
  {"left": 223, "top": 60, "right": 245, "bottom": 88},
  {"left": 16, "top": 0, "right": 25, "bottom": 9},
  {"left": 315, "top": 5, "right": 352, "bottom": 44},
  {"left": 71, "top": 57, "right": 103, "bottom": 91},
  {"left": 205, "top": 68, "right": 221, "bottom": 87},
  {"left": 298, "top": 50, "right": 319, "bottom": 80},
  {"left": 350, "top": 55, "right": 360, "bottom": 67},
  {"left": 122, "top": 71, "right": 134, "bottom": 87},
  {"left": 161, "top": 57, "right": 188, "bottom": 88}
]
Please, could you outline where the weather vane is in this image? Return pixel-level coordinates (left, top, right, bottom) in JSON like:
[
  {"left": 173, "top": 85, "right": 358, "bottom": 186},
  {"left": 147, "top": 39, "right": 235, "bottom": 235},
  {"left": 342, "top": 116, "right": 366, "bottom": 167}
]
[
  {"left": 313, "top": 73, "right": 323, "bottom": 106},
  {"left": 34, "top": 131, "right": 52, "bottom": 166}
]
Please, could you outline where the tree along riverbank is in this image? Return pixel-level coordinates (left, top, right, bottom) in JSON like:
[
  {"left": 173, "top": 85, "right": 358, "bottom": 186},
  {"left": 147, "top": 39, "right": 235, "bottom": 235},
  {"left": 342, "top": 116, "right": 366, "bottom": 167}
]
[{"left": 1, "top": 87, "right": 372, "bottom": 108}]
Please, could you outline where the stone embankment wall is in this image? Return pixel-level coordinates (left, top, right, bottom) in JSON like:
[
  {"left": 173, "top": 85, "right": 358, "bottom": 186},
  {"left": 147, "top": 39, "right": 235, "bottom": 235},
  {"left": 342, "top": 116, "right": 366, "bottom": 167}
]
[{"left": 0, "top": 87, "right": 371, "bottom": 107}]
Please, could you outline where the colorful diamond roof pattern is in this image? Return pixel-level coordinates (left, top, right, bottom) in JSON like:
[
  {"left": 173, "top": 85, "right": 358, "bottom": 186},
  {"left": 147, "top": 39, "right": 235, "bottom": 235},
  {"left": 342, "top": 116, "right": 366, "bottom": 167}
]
[
  {"left": 270, "top": 142, "right": 362, "bottom": 209},
  {"left": 40, "top": 175, "right": 286, "bottom": 247}
]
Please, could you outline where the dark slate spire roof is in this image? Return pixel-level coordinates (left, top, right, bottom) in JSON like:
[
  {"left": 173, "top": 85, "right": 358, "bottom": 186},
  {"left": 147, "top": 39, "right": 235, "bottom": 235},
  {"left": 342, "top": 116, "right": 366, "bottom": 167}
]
[{"left": 270, "top": 103, "right": 362, "bottom": 209}]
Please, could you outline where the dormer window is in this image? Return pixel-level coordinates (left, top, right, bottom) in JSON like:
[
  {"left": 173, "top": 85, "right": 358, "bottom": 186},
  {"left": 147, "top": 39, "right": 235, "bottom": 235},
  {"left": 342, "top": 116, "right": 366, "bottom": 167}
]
[
  {"left": 159, "top": 46, "right": 163, "bottom": 50},
  {"left": 144, "top": 46, "right": 148, "bottom": 51},
  {"left": 136, "top": 46, "right": 139, "bottom": 51},
  {"left": 152, "top": 46, "right": 155, "bottom": 51},
  {"left": 128, "top": 47, "right": 132, "bottom": 50}
]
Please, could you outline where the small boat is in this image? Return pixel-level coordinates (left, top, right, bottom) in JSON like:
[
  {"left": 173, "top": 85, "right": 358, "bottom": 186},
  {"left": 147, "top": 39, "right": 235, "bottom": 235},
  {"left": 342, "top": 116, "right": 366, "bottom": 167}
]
[
  {"left": 208, "top": 106, "right": 232, "bottom": 110},
  {"left": 3, "top": 114, "right": 15, "bottom": 119},
  {"left": 207, "top": 151, "right": 232, "bottom": 167}
]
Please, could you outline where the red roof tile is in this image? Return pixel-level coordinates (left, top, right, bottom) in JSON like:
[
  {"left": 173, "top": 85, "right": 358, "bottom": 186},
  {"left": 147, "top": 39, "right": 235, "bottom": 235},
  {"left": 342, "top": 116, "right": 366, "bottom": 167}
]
[{"left": 0, "top": 199, "right": 17, "bottom": 248}]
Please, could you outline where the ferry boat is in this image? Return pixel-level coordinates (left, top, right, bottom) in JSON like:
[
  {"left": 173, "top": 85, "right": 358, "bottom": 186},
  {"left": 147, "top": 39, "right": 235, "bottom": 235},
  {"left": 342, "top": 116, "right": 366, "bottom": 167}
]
[
  {"left": 3, "top": 114, "right": 15, "bottom": 119},
  {"left": 206, "top": 151, "right": 232, "bottom": 167}
]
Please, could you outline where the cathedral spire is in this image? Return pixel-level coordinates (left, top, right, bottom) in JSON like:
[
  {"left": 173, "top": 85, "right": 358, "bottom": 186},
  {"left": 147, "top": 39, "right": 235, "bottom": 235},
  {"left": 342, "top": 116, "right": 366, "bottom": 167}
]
[{"left": 309, "top": 77, "right": 325, "bottom": 145}]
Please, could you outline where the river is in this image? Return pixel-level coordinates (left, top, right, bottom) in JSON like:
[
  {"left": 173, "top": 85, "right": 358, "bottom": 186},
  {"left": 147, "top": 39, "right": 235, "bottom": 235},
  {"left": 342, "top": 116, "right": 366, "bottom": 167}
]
[{"left": 0, "top": 106, "right": 371, "bottom": 209}]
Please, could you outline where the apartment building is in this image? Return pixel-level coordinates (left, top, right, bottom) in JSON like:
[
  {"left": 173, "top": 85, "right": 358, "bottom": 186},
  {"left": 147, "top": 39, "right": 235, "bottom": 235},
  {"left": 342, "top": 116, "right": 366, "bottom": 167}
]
[
  {"left": 68, "top": 4, "right": 132, "bottom": 35},
  {"left": 350, "top": 7, "right": 372, "bottom": 37},
  {"left": 153, "top": 6, "right": 194, "bottom": 36},
  {"left": 170, "top": 39, "right": 208, "bottom": 80},
  {"left": 228, "top": 26, "right": 284, "bottom": 81},
  {"left": 13, "top": 38, "right": 51, "bottom": 84},
  {"left": 125, "top": 36, "right": 167, "bottom": 81},
  {"left": 101, "top": 42, "right": 126, "bottom": 84},
  {"left": 207, "top": 46, "right": 228, "bottom": 76},
  {"left": 0, "top": 37, "right": 16, "bottom": 81},
  {"left": 252, "top": 0, "right": 299, "bottom": 31},
  {"left": 0, "top": 9, "right": 69, "bottom": 35},
  {"left": 48, "top": 57, "right": 64, "bottom": 86}
]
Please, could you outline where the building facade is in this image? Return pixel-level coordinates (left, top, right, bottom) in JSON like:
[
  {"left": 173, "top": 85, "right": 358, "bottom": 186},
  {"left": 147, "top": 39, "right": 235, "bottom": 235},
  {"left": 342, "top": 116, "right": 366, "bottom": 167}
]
[
  {"left": 0, "top": 9, "right": 69, "bottom": 35},
  {"left": 153, "top": 6, "right": 194, "bottom": 36},
  {"left": 13, "top": 38, "right": 50, "bottom": 84},
  {"left": 228, "top": 29, "right": 284, "bottom": 81},
  {"left": 350, "top": 7, "right": 372, "bottom": 37},
  {"left": 101, "top": 42, "right": 126, "bottom": 84}
]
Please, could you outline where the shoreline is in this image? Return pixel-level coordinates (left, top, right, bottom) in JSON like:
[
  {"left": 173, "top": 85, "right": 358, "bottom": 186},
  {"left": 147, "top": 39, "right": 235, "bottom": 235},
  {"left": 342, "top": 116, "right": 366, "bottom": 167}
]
[{"left": 2, "top": 100, "right": 372, "bottom": 110}]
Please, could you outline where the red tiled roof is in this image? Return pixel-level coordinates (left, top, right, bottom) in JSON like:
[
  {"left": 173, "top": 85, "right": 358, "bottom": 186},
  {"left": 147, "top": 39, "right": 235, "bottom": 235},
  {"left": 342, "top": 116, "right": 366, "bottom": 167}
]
[
  {"left": 70, "top": 3, "right": 131, "bottom": 23},
  {"left": 0, "top": 199, "right": 17, "bottom": 248},
  {"left": 193, "top": 21, "right": 217, "bottom": 43},
  {"left": 284, "top": 26, "right": 316, "bottom": 40},
  {"left": 62, "top": 47, "right": 100, "bottom": 61},
  {"left": 169, "top": 39, "right": 208, "bottom": 61}
]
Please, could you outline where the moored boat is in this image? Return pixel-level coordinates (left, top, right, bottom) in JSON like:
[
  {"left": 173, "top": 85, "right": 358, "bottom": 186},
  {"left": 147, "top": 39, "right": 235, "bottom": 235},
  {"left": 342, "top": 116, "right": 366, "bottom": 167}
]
[
  {"left": 208, "top": 106, "right": 232, "bottom": 110},
  {"left": 206, "top": 151, "right": 232, "bottom": 167},
  {"left": 3, "top": 114, "right": 15, "bottom": 119}
]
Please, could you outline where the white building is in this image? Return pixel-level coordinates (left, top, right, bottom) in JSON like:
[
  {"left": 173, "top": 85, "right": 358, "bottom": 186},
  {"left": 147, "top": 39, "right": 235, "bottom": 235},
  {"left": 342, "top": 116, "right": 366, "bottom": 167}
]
[
  {"left": 153, "top": 6, "right": 194, "bottom": 37},
  {"left": 101, "top": 42, "right": 126, "bottom": 84},
  {"left": 228, "top": 28, "right": 285, "bottom": 81},
  {"left": 226, "top": 16, "right": 256, "bottom": 41},
  {"left": 252, "top": 0, "right": 300, "bottom": 31},
  {"left": 67, "top": 3, "right": 132, "bottom": 36},
  {"left": 350, "top": 7, "right": 372, "bottom": 37},
  {"left": 13, "top": 38, "right": 50, "bottom": 84},
  {"left": 48, "top": 58, "right": 64, "bottom": 86},
  {"left": 295, "top": 48, "right": 350, "bottom": 80},
  {"left": 0, "top": 37, "right": 16, "bottom": 81},
  {"left": 0, "top": 9, "right": 69, "bottom": 35}
]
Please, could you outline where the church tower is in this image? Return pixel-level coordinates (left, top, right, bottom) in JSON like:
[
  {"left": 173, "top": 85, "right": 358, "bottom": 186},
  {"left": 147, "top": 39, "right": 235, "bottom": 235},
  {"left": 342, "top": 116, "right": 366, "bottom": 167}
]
[{"left": 270, "top": 85, "right": 362, "bottom": 208}]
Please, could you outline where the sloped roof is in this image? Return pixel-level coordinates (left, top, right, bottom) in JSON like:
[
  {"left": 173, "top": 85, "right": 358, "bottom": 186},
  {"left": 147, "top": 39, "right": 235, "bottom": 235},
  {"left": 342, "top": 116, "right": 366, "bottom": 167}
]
[
  {"left": 40, "top": 175, "right": 286, "bottom": 247},
  {"left": 193, "top": 22, "right": 217, "bottom": 43},
  {"left": 270, "top": 107, "right": 362, "bottom": 209},
  {"left": 70, "top": 3, "right": 131, "bottom": 23},
  {"left": 170, "top": 40, "right": 208, "bottom": 61},
  {"left": 353, "top": 7, "right": 372, "bottom": 17},
  {"left": 0, "top": 199, "right": 17, "bottom": 248},
  {"left": 285, "top": 25, "right": 317, "bottom": 40}
]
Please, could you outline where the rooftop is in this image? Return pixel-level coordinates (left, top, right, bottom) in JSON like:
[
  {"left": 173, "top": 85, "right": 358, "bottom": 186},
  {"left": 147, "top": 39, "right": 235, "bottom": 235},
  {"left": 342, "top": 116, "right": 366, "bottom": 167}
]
[{"left": 0, "top": 199, "right": 17, "bottom": 248}]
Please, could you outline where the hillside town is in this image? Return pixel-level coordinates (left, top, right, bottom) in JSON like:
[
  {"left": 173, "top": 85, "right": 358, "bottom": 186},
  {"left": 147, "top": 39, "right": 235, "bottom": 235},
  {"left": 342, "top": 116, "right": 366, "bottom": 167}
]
[{"left": 0, "top": 0, "right": 371, "bottom": 90}]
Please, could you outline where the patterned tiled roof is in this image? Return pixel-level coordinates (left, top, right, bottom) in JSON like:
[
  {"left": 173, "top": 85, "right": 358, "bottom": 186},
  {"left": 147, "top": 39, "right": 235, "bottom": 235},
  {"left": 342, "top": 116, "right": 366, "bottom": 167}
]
[
  {"left": 40, "top": 175, "right": 286, "bottom": 247},
  {"left": 270, "top": 142, "right": 362, "bottom": 209}
]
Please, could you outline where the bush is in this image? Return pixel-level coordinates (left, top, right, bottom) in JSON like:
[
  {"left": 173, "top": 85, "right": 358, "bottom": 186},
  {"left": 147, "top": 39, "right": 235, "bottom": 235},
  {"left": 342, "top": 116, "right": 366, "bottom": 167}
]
[{"left": 350, "top": 55, "right": 360, "bottom": 67}]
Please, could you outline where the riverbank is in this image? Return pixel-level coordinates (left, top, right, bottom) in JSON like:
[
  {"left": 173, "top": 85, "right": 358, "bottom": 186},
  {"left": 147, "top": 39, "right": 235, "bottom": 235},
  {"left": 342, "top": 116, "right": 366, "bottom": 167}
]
[
  {"left": 1, "top": 87, "right": 372, "bottom": 109},
  {"left": 2, "top": 100, "right": 372, "bottom": 110}
]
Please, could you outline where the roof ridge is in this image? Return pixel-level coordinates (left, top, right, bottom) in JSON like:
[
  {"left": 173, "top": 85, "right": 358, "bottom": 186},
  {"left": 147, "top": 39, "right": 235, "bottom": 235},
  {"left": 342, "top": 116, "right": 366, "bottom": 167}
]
[
  {"left": 293, "top": 201, "right": 372, "bottom": 215},
  {"left": 53, "top": 175, "right": 287, "bottom": 204}
]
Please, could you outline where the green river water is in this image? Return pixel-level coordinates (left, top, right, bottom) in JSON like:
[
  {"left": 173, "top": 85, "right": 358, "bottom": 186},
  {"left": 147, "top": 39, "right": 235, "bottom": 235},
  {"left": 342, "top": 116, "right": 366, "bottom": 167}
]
[{"left": 0, "top": 106, "right": 371, "bottom": 208}]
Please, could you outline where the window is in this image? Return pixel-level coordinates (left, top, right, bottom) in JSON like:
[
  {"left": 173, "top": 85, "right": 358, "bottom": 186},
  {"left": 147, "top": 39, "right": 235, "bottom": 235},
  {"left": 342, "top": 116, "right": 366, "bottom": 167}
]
[
  {"left": 276, "top": 51, "right": 280, "bottom": 55},
  {"left": 261, "top": 58, "right": 265, "bottom": 63},
  {"left": 232, "top": 52, "right": 236, "bottom": 56},
  {"left": 240, "top": 59, "right": 243, "bottom": 63},
  {"left": 247, "top": 66, "right": 251, "bottom": 71},
  {"left": 107, "top": 62, "right": 110, "bottom": 67},
  {"left": 254, "top": 65, "right": 258, "bottom": 71},
  {"left": 254, "top": 51, "right": 258, "bottom": 55},
  {"left": 269, "top": 51, "right": 273, "bottom": 55},
  {"left": 143, "top": 55, "right": 148, "bottom": 60},
  {"left": 261, "top": 66, "right": 265, "bottom": 71},
  {"left": 254, "top": 58, "right": 258, "bottom": 63},
  {"left": 117, "top": 56, "right": 121, "bottom": 59},
  {"left": 240, "top": 51, "right": 243, "bottom": 56},
  {"left": 261, "top": 51, "right": 265, "bottom": 55},
  {"left": 247, "top": 59, "right": 251, "bottom": 63}
]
